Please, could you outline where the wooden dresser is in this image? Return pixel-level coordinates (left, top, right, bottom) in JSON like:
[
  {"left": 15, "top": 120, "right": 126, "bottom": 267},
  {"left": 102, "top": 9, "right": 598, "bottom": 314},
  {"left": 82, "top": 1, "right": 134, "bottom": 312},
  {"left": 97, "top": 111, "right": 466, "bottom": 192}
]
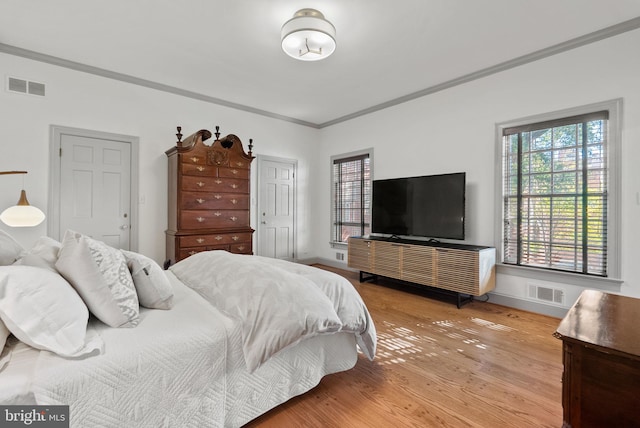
[
  {"left": 165, "top": 127, "right": 254, "bottom": 266},
  {"left": 554, "top": 290, "right": 640, "bottom": 427}
]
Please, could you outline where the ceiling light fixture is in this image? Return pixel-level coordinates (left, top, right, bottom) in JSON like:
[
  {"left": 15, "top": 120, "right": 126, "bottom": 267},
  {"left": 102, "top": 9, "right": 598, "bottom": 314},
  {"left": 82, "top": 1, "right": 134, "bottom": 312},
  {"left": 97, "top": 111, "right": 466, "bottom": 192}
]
[
  {"left": 281, "top": 8, "right": 336, "bottom": 61},
  {"left": 0, "top": 171, "right": 46, "bottom": 227}
]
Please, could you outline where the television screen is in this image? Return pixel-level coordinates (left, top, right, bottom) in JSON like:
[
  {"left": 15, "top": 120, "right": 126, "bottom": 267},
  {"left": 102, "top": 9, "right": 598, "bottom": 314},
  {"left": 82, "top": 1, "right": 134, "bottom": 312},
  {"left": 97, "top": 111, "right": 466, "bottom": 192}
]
[{"left": 371, "top": 172, "right": 465, "bottom": 240}]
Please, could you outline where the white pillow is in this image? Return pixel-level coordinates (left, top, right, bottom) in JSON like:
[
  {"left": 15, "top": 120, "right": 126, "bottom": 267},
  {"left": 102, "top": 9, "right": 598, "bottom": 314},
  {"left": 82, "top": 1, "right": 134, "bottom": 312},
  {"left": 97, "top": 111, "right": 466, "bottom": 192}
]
[
  {"left": 0, "top": 230, "right": 24, "bottom": 266},
  {"left": 13, "top": 236, "right": 61, "bottom": 272},
  {"left": 0, "top": 319, "right": 9, "bottom": 372},
  {"left": 0, "top": 265, "right": 99, "bottom": 357},
  {"left": 55, "top": 230, "right": 140, "bottom": 328},
  {"left": 121, "top": 250, "right": 173, "bottom": 310},
  {"left": 0, "top": 318, "right": 8, "bottom": 353}
]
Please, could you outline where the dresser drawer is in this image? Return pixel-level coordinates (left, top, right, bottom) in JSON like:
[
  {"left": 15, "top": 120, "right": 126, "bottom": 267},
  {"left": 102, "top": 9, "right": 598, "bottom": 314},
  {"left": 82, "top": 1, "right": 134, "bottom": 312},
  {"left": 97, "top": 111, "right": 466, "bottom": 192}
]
[
  {"left": 230, "top": 242, "right": 252, "bottom": 254},
  {"left": 181, "top": 154, "right": 206, "bottom": 165},
  {"left": 180, "top": 192, "right": 249, "bottom": 210},
  {"left": 178, "top": 242, "right": 252, "bottom": 261},
  {"left": 180, "top": 210, "right": 249, "bottom": 229},
  {"left": 181, "top": 163, "right": 217, "bottom": 176},
  {"left": 179, "top": 232, "right": 252, "bottom": 247},
  {"left": 228, "top": 159, "right": 250, "bottom": 169},
  {"left": 218, "top": 167, "right": 250, "bottom": 179},
  {"left": 179, "top": 247, "right": 207, "bottom": 260},
  {"left": 181, "top": 176, "right": 249, "bottom": 193}
]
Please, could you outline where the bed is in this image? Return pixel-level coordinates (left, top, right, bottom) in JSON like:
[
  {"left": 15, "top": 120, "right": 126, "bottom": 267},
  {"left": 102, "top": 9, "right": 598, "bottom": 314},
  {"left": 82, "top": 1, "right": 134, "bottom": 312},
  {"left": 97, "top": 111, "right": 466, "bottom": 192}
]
[{"left": 0, "top": 230, "right": 376, "bottom": 427}]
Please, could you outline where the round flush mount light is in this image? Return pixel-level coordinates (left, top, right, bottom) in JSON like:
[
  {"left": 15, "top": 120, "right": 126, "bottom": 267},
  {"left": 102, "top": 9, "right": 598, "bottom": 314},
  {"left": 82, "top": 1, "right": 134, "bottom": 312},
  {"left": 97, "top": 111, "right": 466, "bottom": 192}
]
[{"left": 281, "top": 8, "right": 336, "bottom": 61}]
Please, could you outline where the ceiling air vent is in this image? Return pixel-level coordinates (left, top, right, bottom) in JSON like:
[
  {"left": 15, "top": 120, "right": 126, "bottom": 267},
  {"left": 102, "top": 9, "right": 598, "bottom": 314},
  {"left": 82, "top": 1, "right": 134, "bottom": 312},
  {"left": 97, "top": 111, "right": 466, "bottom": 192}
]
[{"left": 7, "top": 77, "right": 46, "bottom": 96}]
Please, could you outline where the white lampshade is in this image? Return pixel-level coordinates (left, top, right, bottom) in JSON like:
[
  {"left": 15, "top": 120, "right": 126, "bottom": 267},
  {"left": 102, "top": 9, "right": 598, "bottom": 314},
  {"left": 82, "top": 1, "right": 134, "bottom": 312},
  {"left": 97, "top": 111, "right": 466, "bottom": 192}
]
[
  {"left": 281, "top": 9, "right": 336, "bottom": 61},
  {"left": 0, "top": 190, "right": 46, "bottom": 227}
]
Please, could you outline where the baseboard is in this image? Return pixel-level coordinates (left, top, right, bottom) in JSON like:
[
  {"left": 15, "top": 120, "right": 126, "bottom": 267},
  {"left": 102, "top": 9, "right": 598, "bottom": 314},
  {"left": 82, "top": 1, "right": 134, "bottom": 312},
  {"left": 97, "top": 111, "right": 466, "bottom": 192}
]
[
  {"left": 487, "top": 293, "right": 568, "bottom": 318},
  {"left": 297, "top": 257, "right": 358, "bottom": 272}
]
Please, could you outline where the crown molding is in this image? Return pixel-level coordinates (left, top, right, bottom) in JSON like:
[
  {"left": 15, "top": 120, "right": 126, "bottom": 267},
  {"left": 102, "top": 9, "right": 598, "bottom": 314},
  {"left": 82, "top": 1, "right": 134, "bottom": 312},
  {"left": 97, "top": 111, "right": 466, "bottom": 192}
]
[{"left": 2, "top": 15, "right": 639, "bottom": 129}]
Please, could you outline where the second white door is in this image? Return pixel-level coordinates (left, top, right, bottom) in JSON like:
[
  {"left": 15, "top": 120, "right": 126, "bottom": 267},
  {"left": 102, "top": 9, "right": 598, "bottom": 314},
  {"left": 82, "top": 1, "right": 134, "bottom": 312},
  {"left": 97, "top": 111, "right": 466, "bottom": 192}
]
[{"left": 258, "top": 157, "right": 296, "bottom": 260}]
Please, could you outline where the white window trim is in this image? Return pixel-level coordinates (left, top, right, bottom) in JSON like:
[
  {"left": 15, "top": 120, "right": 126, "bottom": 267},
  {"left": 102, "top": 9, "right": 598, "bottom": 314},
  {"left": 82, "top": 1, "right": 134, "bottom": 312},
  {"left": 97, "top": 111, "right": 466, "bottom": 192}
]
[
  {"left": 494, "top": 99, "right": 622, "bottom": 289},
  {"left": 330, "top": 148, "right": 374, "bottom": 248}
]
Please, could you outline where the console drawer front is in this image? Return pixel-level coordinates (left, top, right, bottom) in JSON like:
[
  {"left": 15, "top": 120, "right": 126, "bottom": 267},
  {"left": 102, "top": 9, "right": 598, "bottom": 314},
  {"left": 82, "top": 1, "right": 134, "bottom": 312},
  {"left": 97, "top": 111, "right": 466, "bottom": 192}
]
[{"left": 436, "top": 248, "right": 478, "bottom": 293}]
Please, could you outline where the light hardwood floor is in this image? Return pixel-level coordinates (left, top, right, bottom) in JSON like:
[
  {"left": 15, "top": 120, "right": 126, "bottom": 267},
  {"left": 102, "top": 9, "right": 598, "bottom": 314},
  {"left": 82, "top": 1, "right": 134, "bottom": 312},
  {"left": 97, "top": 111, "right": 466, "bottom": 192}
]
[{"left": 246, "top": 266, "right": 564, "bottom": 428}]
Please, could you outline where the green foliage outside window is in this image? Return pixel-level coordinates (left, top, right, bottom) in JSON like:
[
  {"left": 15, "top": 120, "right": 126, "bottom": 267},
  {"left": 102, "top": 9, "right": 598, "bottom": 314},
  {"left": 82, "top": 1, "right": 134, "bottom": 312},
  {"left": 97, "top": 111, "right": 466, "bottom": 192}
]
[{"left": 503, "top": 114, "right": 608, "bottom": 276}]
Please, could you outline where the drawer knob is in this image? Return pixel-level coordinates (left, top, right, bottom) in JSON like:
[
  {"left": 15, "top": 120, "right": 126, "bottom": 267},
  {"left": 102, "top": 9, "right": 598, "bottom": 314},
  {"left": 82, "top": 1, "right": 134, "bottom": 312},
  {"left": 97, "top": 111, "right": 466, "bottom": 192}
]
[
  {"left": 196, "top": 198, "right": 205, "bottom": 204},
  {"left": 215, "top": 236, "right": 223, "bottom": 241},
  {"left": 190, "top": 157, "right": 199, "bottom": 163},
  {"left": 215, "top": 179, "right": 223, "bottom": 184},
  {"left": 189, "top": 251, "right": 197, "bottom": 255},
  {"left": 230, "top": 184, "right": 238, "bottom": 189},
  {"left": 197, "top": 166, "right": 205, "bottom": 172},
  {"left": 232, "top": 169, "right": 238, "bottom": 175},
  {"left": 236, "top": 162, "right": 244, "bottom": 167},
  {"left": 214, "top": 194, "right": 222, "bottom": 200},
  {"left": 196, "top": 238, "right": 205, "bottom": 244},
  {"left": 214, "top": 212, "right": 222, "bottom": 217},
  {"left": 237, "top": 246, "right": 245, "bottom": 251},
  {"left": 231, "top": 199, "right": 238, "bottom": 204},
  {"left": 232, "top": 236, "right": 239, "bottom": 241},
  {"left": 196, "top": 217, "right": 205, "bottom": 223},
  {"left": 197, "top": 181, "right": 205, "bottom": 187},
  {"left": 230, "top": 216, "right": 238, "bottom": 222}
]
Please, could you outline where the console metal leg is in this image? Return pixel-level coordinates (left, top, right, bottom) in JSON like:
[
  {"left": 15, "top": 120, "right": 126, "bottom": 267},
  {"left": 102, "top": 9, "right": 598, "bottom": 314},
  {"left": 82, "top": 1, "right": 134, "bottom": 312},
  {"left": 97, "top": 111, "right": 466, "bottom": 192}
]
[
  {"left": 359, "top": 271, "right": 378, "bottom": 283},
  {"left": 456, "top": 293, "right": 474, "bottom": 309}
]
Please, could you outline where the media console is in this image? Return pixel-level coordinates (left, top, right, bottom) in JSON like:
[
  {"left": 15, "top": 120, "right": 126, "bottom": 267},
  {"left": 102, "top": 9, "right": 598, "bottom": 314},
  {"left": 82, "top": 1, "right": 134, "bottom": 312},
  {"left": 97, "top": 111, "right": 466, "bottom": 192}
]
[{"left": 348, "top": 236, "right": 496, "bottom": 308}]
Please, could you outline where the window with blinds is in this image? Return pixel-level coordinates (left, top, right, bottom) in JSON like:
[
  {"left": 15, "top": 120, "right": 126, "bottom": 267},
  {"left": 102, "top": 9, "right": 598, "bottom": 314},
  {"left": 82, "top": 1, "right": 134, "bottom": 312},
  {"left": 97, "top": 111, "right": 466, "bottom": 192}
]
[
  {"left": 502, "top": 111, "right": 608, "bottom": 276},
  {"left": 332, "top": 153, "right": 371, "bottom": 244}
]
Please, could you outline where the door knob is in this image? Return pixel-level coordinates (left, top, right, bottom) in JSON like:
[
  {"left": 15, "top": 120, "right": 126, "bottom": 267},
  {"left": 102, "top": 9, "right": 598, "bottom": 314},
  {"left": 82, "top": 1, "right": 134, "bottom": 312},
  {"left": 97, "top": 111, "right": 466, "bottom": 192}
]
[{"left": 120, "top": 225, "right": 129, "bottom": 230}]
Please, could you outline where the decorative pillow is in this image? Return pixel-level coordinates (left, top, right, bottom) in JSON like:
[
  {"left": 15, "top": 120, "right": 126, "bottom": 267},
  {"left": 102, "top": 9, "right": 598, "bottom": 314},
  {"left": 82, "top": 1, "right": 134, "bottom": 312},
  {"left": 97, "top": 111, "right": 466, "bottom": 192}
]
[
  {"left": 55, "top": 230, "right": 139, "bottom": 328},
  {"left": 0, "top": 230, "right": 24, "bottom": 266},
  {"left": 0, "top": 265, "right": 101, "bottom": 357},
  {"left": 13, "top": 236, "right": 61, "bottom": 272},
  {"left": 121, "top": 250, "right": 173, "bottom": 310}
]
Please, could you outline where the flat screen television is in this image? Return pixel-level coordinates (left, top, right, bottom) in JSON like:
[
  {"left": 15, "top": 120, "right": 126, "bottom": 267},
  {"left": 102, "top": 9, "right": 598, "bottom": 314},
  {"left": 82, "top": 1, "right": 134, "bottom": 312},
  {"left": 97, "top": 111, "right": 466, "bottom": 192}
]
[{"left": 371, "top": 172, "right": 466, "bottom": 240}]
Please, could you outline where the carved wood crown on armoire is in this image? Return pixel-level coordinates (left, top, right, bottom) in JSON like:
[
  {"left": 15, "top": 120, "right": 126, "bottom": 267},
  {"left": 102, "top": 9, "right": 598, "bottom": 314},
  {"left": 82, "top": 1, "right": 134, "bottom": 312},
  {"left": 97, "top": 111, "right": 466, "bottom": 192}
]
[{"left": 165, "top": 126, "right": 254, "bottom": 267}]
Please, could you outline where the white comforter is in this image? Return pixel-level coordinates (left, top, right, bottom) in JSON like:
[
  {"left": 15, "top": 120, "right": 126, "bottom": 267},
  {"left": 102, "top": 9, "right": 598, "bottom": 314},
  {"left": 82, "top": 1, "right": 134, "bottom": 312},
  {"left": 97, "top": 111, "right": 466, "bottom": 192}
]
[
  {"left": 0, "top": 255, "right": 376, "bottom": 427},
  {"left": 170, "top": 251, "right": 376, "bottom": 372}
]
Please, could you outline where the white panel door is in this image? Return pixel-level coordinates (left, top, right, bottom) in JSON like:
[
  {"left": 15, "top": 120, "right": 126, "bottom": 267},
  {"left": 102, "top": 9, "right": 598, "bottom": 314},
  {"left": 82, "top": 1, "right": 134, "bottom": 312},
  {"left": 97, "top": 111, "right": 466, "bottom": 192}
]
[
  {"left": 59, "top": 134, "right": 132, "bottom": 249},
  {"left": 258, "top": 157, "right": 296, "bottom": 260}
]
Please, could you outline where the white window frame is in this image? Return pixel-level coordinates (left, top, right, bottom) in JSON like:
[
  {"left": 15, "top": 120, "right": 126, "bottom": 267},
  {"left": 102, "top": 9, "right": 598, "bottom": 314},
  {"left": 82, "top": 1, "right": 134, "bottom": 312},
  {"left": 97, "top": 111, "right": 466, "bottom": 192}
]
[
  {"left": 330, "top": 148, "right": 373, "bottom": 249},
  {"left": 494, "top": 99, "right": 623, "bottom": 289}
]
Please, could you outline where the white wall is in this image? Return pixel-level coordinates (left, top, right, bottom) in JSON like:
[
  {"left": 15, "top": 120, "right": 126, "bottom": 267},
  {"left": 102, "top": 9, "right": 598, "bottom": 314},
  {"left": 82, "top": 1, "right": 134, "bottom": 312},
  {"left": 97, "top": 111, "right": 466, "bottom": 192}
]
[
  {"left": 2, "top": 28, "right": 639, "bottom": 317},
  {"left": 316, "top": 29, "right": 640, "bottom": 315},
  {"left": 0, "top": 52, "right": 320, "bottom": 264}
]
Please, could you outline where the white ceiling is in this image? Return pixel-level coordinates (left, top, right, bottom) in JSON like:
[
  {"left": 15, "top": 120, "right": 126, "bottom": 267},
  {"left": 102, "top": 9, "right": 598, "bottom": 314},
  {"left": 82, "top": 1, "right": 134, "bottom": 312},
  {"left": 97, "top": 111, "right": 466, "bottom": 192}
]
[{"left": 2, "top": 0, "right": 640, "bottom": 127}]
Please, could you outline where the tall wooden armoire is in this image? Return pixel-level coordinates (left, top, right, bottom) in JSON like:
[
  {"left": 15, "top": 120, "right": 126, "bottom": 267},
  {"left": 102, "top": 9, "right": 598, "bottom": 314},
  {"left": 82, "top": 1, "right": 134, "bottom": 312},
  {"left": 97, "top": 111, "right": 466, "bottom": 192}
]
[{"left": 165, "top": 126, "right": 254, "bottom": 267}]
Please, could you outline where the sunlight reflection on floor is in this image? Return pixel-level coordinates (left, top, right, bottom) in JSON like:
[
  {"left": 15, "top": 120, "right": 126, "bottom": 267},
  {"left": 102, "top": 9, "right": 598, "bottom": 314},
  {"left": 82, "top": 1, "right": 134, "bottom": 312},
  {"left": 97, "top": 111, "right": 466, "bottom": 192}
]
[{"left": 371, "top": 317, "right": 517, "bottom": 365}]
